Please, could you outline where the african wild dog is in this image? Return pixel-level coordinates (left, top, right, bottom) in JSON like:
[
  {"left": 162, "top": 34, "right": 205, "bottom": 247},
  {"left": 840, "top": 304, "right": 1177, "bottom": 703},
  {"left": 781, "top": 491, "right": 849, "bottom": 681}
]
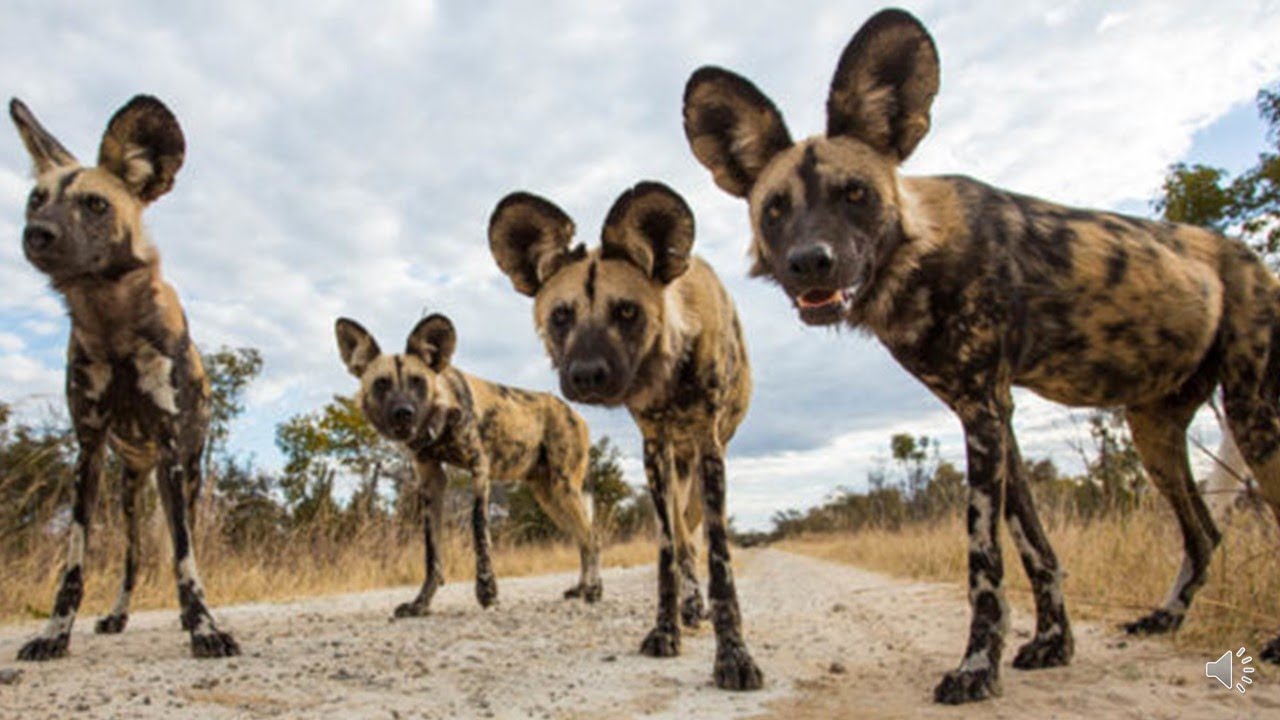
[
  {"left": 335, "top": 314, "right": 602, "bottom": 614},
  {"left": 682, "top": 7, "right": 1280, "bottom": 703},
  {"left": 489, "top": 181, "right": 762, "bottom": 690},
  {"left": 10, "top": 96, "right": 239, "bottom": 659}
]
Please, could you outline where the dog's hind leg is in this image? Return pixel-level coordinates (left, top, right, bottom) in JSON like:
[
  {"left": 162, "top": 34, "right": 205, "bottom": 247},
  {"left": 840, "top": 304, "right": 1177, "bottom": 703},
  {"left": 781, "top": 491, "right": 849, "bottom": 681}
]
[
  {"left": 1005, "top": 433, "right": 1073, "bottom": 670},
  {"left": 1220, "top": 313, "right": 1280, "bottom": 661},
  {"left": 1123, "top": 400, "right": 1220, "bottom": 636},
  {"left": 95, "top": 466, "right": 146, "bottom": 635},
  {"left": 534, "top": 474, "right": 603, "bottom": 603},
  {"left": 673, "top": 453, "right": 707, "bottom": 628},
  {"left": 17, "top": 433, "right": 105, "bottom": 661}
]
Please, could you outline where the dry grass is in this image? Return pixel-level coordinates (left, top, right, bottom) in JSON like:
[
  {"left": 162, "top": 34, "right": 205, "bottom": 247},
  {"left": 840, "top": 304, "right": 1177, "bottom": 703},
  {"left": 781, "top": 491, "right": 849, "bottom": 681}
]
[
  {"left": 779, "top": 499, "right": 1280, "bottom": 655},
  {"left": 0, "top": 509, "right": 654, "bottom": 625}
]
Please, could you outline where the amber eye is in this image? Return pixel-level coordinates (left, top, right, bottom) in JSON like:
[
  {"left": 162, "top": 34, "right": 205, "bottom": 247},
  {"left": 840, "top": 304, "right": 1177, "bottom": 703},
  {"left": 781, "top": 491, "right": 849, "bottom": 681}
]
[
  {"left": 27, "top": 188, "right": 48, "bottom": 212},
  {"left": 373, "top": 377, "right": 392, "bottom": 395},
  {"left": 612, "top": 301, "right": 640, "bottom": 325},
  {"left": 763, "top": 195, "right": 789, "bottom": 224},
  {"left": 81, "top": 194, "right": 109, "bottom": 215},
  {"left": 550, "top": 305, "right": 574, "bottom": 329},
  {"left": 843, "top": 182, "right": 866, "bottom": 205}
]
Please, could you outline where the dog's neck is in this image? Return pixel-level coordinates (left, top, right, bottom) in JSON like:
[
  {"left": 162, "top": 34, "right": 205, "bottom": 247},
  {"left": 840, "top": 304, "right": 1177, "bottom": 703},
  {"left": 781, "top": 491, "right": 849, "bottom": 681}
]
[{"left": 58, "top": 259, "right": 175, "bottom": 360}]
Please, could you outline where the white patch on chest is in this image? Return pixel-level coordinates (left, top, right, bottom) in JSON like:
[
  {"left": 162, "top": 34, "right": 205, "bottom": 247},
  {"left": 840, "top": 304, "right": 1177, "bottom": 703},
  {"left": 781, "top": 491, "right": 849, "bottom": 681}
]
[
  {"left": 80, "top": 362, "right": 112, "bottom": 401},
  {"left": 134, "top": 346, "right": 179, "bottom": 414}
]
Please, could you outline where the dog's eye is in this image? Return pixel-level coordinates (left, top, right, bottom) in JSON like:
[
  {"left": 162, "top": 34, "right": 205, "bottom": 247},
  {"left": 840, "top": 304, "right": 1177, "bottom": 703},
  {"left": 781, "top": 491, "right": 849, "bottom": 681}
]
[
  {"left": 550, "top": 305, "right": 574, "bottom": 329},
  {"left": 842, "top": 182, "right": 867, "bottom": 206},
  {"left": 80, "top": 194, "right": 110, "bottom": 215},
  {"left": 27, "top": 188, "right": 48, "bottom": 212},
  {"left": 763, "top": 195, "right": 789, "bottom": 224},
  {"left": 612, "top": 301, "right": 641, "bottom": 325},
  {"left": 373, "top": 378, "right": 392, "bottom": 395}
]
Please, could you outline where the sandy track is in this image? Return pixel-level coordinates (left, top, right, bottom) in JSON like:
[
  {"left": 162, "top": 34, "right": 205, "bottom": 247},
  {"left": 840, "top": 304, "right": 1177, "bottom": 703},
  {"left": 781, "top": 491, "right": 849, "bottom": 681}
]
[{"left": 0, "top": 549, "right": 1275, "bottom": 719}]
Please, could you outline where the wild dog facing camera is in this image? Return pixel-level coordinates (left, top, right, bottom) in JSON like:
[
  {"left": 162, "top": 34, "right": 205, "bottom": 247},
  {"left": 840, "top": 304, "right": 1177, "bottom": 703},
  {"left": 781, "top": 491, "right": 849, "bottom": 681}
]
[
  {"left": 335, "top": 315, "right": 455, "bottom": 444},
  {"left": 489, "top": 182, "right": 695, "bottom": 407}
]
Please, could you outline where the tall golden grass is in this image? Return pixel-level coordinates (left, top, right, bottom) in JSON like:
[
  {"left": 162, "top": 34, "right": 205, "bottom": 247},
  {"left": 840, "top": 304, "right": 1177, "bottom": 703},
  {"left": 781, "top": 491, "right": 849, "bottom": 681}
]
[
  {"left": 779, "top": 498, "right": 1280, "bottom": 655},
  {"left": 0, "top": 504, "right": 654, "bottom": 625}
]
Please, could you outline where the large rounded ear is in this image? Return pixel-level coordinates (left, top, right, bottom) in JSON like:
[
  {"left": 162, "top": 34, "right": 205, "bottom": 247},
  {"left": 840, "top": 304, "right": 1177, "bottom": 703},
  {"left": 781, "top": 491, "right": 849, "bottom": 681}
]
[
  {"left": 601, "top": 181, "right": 695, "bottom": 284},
  {"left": 98, "top": 95, "right": 185, "bottom": 203},
  {"left": 683, "top": 66, "right": 793, "bottom": 198},
  {"left": 489, "top": 192, "right": 581, "bottom": 296},
  {"left": 826, "top": 9, "right": 939, "bottom": 162},
  {"left": 335, "top": 318, "right": 381, "bottom": 378},
  {"left": 406, "top": 314, "right": 456, "bottom": 372},
  {"left": 9, "top": 98, "right": 78, "bottom": 174}
]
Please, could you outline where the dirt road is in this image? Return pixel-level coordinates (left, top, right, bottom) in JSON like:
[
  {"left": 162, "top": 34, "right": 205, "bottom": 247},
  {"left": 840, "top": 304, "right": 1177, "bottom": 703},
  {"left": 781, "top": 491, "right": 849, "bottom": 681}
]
[{"left": 0, "top": 549, "right": 1275, "bottom": 719}]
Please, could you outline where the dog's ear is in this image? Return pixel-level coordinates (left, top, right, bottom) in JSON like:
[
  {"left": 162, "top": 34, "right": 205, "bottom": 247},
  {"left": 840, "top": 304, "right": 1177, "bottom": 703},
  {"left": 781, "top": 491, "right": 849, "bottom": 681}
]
[
  {"left": 336, "top": 318, "right": 381, "bottom": 378},
  {"left": 406, "top": 314, "right": 456, "bottom": 372},
  {"left": 98, "top": 95, "right": 185, "bottom": 203},
  {"left": 826, "top": 9, "right": 939, "bottom": 162},
  {"left": 489, "top": 192, "right": 580, "bottom": 296},
  {"left": 683, "top": 67, "right": 793, "bottom": 198},
  {"left": 9, "top": 98, "right": 78, "bottom": 175},
  {"left": 601, "top": 181, "right": 695, "bottom": 284}
]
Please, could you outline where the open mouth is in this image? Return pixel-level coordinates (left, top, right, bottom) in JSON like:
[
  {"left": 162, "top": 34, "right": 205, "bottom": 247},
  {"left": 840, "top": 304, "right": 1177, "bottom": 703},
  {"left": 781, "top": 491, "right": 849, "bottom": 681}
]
[{"left": 795, "top": 283, "right": 860, "bottom": 312}]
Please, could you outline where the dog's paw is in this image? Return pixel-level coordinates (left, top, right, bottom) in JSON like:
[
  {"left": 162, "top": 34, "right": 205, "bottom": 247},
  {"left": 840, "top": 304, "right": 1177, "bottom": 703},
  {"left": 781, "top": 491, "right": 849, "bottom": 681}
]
[
  {"left": 582, "top": 582, "right": 603, "bottom": 604},
  {"left": 94, "top": 614, "right": 128, "bottom": 635},
  {"left": 17, "top": 635, "right": 69, "bottom": 662},
  {"left": 933, "top": 667, "right": 1000, "bottom": 704},
  {"left": 191, "top": 630, "right": 241, "bottom": 659},
  {"left": 1122, "top": 609, "right": 1182, "bottom": 635},
  {"left": 1260, "top": 634, "right": 1280, "bottom": 664},
  {"left": 1012, "top": 632, "right": 1073, "bottom": 670},
  {"left": 640, "top": 626, "right": 680, "bottom": 658},
  {"left": 475, "top": 576, "right": 498, "bottom": 609},
  {"left": 713, "top": 640, "right": 763, "bottom": 691},
  {"left": 393, "top": 601, "right": 429, "bottom": 619},
  {"left": 681, "top": 591, "right": 707, "bottom": 629}
]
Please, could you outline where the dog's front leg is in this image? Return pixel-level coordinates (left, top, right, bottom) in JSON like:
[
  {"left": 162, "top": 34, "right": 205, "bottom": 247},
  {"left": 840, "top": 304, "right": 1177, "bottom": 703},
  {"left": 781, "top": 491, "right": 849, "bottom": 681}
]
[
  {"left": 639, "top": 435, "right": 681, "bottom": 658},
  {"left": 156, "top": 454, "right": 239, "bottom": 658},
  {"left": 17, "top": 433, "right": 105, "bottom": 661},
  {"left": 470, "top": 459, "right": 498, "bottom": 608},
  {"left": 700, "top": 436, "right": 763, "bottom": 690},
  {"left": 934, "top": 401, "right": 1010, "bottom": 704},
  {"left": 395, "top": 460, "right": 449, "bottom": 618}
]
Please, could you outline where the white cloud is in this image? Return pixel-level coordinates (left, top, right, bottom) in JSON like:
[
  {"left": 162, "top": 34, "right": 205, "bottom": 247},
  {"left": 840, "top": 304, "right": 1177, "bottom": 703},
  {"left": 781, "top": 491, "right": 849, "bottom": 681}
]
[{"left": 0, "top": 1, "right": 1276, "bottom": 529}]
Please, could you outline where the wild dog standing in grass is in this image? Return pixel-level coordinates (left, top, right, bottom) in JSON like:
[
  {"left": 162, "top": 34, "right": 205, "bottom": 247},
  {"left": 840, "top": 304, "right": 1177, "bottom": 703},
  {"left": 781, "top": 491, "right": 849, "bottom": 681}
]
[
  {"left": 335, "top": 314, "right": 602, "bottom": 615},
  {"left": 683, "top": 6, "right": 1280, "bottom": 704},
  {"left": 10, "top": 96, "right": 239, "bottom": 660},
  {"left": 489, "top": 182, "right": 762, "bottom": 690}
]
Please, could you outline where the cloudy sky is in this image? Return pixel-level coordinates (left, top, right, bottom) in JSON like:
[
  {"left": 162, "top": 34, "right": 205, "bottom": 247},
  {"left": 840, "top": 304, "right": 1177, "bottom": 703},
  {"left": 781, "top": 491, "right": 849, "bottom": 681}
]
[{"left": 2, "top": 1, "right": 1279, "bottom": 530}]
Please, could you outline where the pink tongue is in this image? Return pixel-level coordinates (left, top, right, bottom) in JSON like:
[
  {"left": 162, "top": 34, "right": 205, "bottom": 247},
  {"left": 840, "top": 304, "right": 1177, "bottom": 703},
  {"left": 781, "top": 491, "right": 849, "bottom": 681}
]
[{"left": 799, "top": 289, "right": 840, "bottom": 308}]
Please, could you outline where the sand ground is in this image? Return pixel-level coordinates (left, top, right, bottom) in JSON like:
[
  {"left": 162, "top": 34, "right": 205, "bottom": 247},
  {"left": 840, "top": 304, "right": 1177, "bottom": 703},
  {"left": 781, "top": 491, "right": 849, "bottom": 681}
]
[{"left": 0, "top": 548, "right": 1275, "bottom": 719}]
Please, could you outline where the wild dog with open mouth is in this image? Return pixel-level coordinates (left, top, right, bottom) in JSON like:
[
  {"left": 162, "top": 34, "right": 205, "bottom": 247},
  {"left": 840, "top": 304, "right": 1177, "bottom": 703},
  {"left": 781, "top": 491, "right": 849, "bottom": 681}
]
[
  {"left": 489, "top": 181, "right": 762, "bottom": 690},
  {"left": 683, "top": 7, "right": 1280, "bottom": 703},
  {"left": 335, "top": 314, "right": 602, "bottom": 615},
  {"left": 10, "top": 96, "right": 239, "bottom": 660}
]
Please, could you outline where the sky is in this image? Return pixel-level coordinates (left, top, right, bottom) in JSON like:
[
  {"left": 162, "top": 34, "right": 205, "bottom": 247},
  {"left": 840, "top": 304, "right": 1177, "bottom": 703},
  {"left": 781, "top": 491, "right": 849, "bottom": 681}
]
[{"left": 1, "top": 1, "right": 1279, "bottom": 531}]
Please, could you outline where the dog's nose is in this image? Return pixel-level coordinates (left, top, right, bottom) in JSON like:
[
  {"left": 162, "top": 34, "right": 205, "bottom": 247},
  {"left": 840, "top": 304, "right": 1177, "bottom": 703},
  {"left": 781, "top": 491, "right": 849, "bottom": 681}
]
[
  {"left": 787, "top": 243, "right": 835, "bottom": 280},
  {"left": 391, "top": 405, "right": 415, "bottom": 426},
  {"left": 568, "top": 358, "right": 610, "bottom": 395},
  {"left": 23, "top": 224, "right": 57, "bottom": 254}
]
